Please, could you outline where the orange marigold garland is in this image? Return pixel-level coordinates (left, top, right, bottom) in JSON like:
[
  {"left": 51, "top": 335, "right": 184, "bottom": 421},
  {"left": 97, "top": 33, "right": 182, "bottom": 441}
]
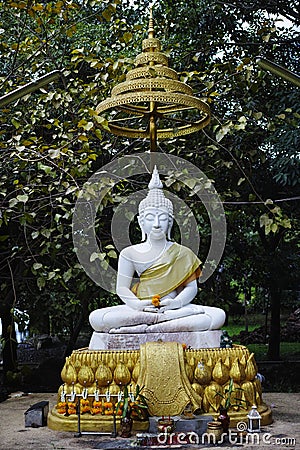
[
  {"left": 56, "top": 390, "right": 149, "bottom": 417},
  {"left": 80, "top": 398, "right": 90, "bottom": 414},
  {"left": 130, "top": 400, "right": 148, "bottom": 420},
  {"left": 152, "top": 294, "right": 161, "bottom": 307},
  {"left": 103, "top": 401, "right": 114, "bottom": 415},
  {"left": 130, "top": 401, "right": 140, "bottom": 418},
  {"left": 115, "top": 401, "right": 123, "bottom": 416},
  {"left": 56, "top": 401, "right": 67, "bottom": 415},
  {"left": 91, "top": 400, "right": 102, "bottom": 415},
  {"left": 67, "top": 401, "right": 77, "bottom": 415}
]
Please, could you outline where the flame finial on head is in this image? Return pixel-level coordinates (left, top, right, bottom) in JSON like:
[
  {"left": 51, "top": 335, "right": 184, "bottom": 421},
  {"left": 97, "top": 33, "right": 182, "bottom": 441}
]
[
  {"left": 148, "top": 165, "right": 163, "bottom": 190},
  {"left": 138, "top": 166, "right": 173, "bottom": 217}
]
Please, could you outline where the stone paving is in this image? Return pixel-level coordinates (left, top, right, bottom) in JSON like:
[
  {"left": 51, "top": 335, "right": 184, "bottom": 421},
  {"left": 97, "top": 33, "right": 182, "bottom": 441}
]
[{"left": 0, "top": 392, "right": 299, "bottom": 449}]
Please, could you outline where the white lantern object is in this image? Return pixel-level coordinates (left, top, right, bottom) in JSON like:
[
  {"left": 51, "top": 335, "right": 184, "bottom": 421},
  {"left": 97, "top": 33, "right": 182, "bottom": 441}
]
[{"left": 247, "top": 405, "right": 261, "bottom": 432}]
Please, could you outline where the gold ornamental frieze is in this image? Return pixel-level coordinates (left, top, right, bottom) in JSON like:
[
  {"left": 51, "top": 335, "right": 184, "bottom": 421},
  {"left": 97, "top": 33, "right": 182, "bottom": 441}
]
[
  {"left": 142, "top": 37, "right": 161, "bottom": 51},
  {"left": 126, "top": 66, "right": 178, "bottom": 81},
  {"left": 111, "top": 79, "right": 193, "bottom": 97},
  {"left": 135, "top": 51, "right": 168, "bottom": 66},
  {"left": 97, "top": 92, "right": 210, "bottom": 139}
]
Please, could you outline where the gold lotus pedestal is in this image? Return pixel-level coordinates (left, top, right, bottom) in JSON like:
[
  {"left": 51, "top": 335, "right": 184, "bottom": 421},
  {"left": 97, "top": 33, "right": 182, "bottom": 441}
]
[{"left": 48, "top": 342, "right": 272, "bottom": 432}]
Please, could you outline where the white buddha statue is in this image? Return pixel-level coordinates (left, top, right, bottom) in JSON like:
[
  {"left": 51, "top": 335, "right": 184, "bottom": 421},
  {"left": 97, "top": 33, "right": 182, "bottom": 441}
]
[{"left": 89, "top": 167, "right": 225, "bottom": 338}]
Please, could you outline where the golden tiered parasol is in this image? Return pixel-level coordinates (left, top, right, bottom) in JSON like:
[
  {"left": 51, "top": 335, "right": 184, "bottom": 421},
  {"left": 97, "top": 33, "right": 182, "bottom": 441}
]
[{"left": 96, "top": 8, "right": 210, "bottom": 151}]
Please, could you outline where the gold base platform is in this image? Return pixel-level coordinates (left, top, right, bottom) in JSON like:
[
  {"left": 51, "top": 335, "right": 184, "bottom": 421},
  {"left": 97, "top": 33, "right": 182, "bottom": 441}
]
[
  {"left": 48, "top": 408, "right": 149, "bottom": 433},
  {"left": 48, "top": 342, "right": 273, "bottom": 431},
  {"left": 48, "top": 404, "right": 272, "bottom": 432}
]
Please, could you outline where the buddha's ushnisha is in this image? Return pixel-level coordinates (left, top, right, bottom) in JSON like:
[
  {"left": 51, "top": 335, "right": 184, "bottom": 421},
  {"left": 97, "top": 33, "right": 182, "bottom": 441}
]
[{"left": 89, "top": 167, "right": 225, "bottom": 334}]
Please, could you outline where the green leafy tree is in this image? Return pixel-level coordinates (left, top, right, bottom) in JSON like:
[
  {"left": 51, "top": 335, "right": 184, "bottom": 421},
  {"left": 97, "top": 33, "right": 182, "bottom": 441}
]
[{"left": 0, "top": 0, "right": 128, "bottom": 375}]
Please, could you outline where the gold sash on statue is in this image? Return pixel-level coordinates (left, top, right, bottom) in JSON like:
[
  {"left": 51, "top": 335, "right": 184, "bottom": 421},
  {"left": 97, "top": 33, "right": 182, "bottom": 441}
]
[{"left": 132, "top": 243, "right": 201, "bottom": 300}]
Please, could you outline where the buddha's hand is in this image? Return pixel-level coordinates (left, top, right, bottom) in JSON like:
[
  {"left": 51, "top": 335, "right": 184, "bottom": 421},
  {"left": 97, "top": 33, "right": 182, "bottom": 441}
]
[
  {"left": 159, "top": 298, "right": 180, "bottom": 312},
  {"left": 126, "top": 299, "right": 152, "bottom": 311}
]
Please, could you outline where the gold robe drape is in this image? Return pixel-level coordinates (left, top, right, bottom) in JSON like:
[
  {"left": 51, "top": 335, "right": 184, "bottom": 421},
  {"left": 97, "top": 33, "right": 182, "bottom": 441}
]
[{"left": 132, "top": 243, "right": 201, "bottom": 300}]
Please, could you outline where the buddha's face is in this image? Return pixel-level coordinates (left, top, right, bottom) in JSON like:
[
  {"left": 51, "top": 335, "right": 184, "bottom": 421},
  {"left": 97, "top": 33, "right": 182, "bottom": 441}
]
[{"left": 139, "top": 206, "right": 172, "bottom": 240}]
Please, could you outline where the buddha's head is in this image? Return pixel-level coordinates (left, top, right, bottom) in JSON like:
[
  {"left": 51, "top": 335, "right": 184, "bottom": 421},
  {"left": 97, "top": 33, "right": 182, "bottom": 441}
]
[{"left": 138, "top": 166, "right": 173, "bottom": 241}]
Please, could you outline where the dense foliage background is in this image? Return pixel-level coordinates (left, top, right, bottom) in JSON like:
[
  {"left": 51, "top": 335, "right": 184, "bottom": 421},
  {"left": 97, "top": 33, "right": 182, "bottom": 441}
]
[{"left": 0, "top": 0, "right": 299, "bottom": 380}]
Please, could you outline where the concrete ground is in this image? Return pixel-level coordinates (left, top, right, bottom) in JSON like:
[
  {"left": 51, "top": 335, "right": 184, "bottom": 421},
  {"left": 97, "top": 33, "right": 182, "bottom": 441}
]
[{"left": 0, "top": 392, "right": 299, "bottom": 450}]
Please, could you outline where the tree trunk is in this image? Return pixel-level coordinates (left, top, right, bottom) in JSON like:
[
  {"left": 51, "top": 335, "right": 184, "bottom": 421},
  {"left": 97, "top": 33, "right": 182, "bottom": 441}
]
[
  {"left": 1, "top": 303, "right": 18, "bottom": 375},
  {"left": 244, "top": 286, "right": 251, "bottom": 333},
  {"left": 63, "top": 293, "right": 90, "bottom": 358},
  {"left": 267, "top": 286, "right": 281, "bottom": 360},
  {"left": 63, "top": 313, "right": 86, "bottom": 358},
  {"left": 0, "top": 259, "right": 24, "bottom": 379},
  {"left": 257, "top": 227, "right": 284, "bottom": 361},
  {"left": 264, "top": 302, "right": 269, "bottom": 344}
]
